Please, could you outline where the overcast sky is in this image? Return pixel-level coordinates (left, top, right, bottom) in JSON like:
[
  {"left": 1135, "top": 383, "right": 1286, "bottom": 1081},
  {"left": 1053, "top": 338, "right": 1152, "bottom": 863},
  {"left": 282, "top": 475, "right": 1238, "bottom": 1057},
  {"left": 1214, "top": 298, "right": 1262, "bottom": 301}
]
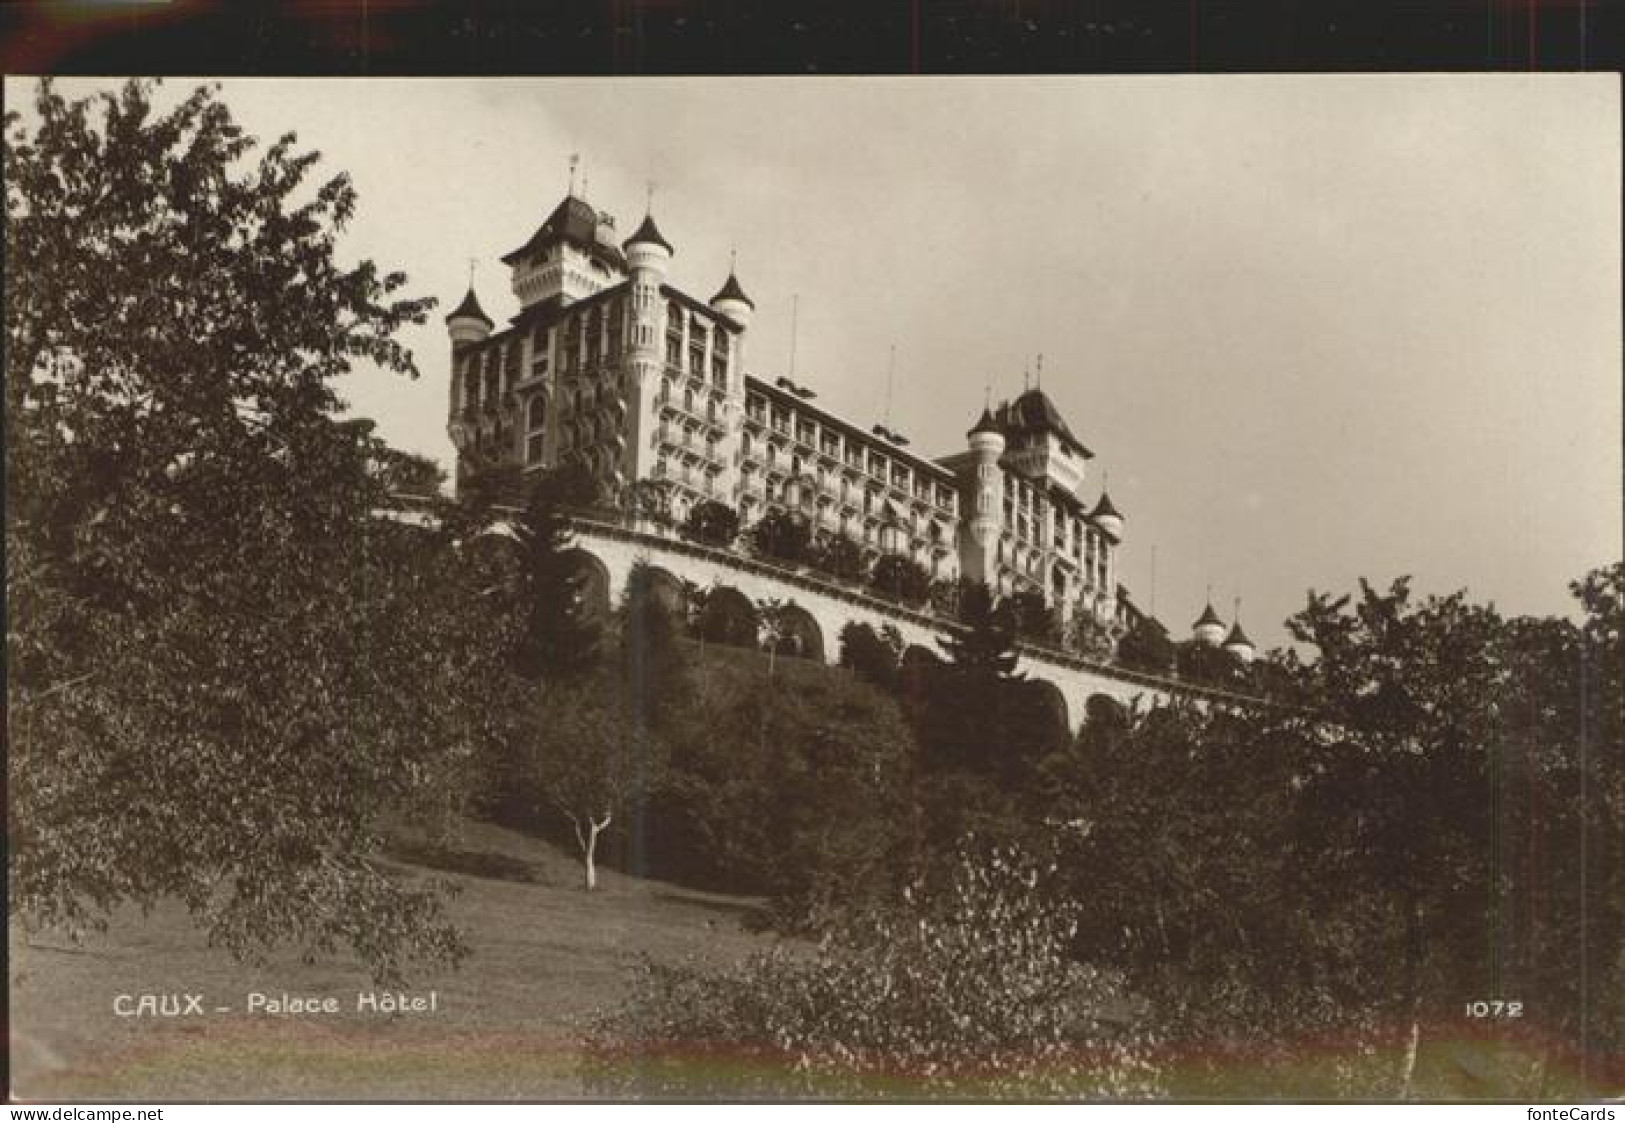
[{"left": 20, "top": 76, "right": 1621, "bottom": 647}]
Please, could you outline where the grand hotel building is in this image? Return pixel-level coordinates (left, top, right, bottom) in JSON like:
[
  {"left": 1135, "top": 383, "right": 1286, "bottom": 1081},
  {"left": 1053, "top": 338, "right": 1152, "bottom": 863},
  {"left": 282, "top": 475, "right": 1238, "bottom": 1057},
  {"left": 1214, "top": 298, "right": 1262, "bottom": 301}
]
[{"left": 444, "top": 189, "right": 1142, "bottom": 635}]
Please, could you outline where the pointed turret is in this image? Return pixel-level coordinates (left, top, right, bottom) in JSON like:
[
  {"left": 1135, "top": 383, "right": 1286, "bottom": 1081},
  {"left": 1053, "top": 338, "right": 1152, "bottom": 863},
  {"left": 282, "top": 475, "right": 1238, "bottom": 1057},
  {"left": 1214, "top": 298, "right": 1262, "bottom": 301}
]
[
  {"left": 446, "top": 287, "right": 493, "bottom": 348},
  {"left": 1192, "top": 602, "right": 1226, "bottom": 647},
  {"left": 1091, "top": 489, "right": 1123, "bottom": 540},
  {"left": 623, "top": 212, "right": 675, "bottom": 257},
  {"left": 1223, "top": 618, "right": 1256, "bottom": 664},
  {"left": 967, "top": 405, "right": 1001, "bottom": 440},
  {"left": 710, "top": 268, "right": 754, "bottom": 328}
]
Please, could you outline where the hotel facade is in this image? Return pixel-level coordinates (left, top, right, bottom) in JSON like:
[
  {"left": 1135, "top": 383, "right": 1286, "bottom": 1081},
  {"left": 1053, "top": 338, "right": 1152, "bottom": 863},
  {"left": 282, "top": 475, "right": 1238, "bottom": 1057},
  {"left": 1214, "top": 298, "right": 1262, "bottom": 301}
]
[{"left": 444, "top": 188, "right": 1182, "bottom": 641}]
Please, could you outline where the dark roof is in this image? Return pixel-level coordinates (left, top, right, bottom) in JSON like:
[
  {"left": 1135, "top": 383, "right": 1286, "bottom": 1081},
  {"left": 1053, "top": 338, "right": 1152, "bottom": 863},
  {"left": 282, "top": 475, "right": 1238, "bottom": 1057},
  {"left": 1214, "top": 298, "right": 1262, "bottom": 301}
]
[
  {"left": 967, "top": 406, "right": 1001, "bottom": 438},
  {"left": 1090, "top": 490, "right": 1122, "bottom": 520},
  {"left": 1224, "top": 621, "right": 1254, "bottom": 648},
  {"left": 994, "top": 388, "right": 1093, "bottom": 459},
  {"left": 710, "top": 271, "right": 754, "bottom": 309},
  {"left": 1193, "top": 603, "right": 1225, "bottom": 629},
  {"left": 501, "top": 194, "right": 626, "bottom": 270},
  {"left": 445, "top": 287, "right": 493, "bottom": 326},
  {"left": 624, "top": 212, "right": 675, "bottom": 256},
  {"left": 1047, "top": 481, "right": 1088, "bottom": 516}
]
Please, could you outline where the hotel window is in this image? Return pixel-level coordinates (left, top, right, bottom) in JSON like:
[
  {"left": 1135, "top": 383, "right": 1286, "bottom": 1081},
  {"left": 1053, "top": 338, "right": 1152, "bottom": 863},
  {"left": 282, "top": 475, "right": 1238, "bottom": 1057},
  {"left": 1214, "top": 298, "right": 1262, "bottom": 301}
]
[{"left": 712, "top": 355, "right": 727, "bottom": 389}]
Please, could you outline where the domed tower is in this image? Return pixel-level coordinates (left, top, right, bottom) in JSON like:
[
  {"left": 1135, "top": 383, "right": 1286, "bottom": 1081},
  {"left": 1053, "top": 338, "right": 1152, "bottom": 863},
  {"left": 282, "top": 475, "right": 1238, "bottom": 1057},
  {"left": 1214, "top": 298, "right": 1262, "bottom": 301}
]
[
  {"left": 622, "top": 212, "right": 674, "bottom": 484},
  {"left": 1192, "top": 602, "right": 1227, "bottom": 647},
  {"left": 959, "top": 406, "right": 1006, "bottom": 586}
]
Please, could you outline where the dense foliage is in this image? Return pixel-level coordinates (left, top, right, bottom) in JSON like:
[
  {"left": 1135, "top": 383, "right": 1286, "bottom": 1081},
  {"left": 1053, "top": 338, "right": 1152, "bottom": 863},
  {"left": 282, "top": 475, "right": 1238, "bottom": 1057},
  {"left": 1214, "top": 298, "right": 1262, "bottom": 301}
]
[
  {"left": 6, "top": 79, "right": 499, "bottom": 979},
  {"left": 679, "top": 499, "right": 739, "bottom": 548},
  {"left": 746, "top": 508, "right": 812, "bottom": 566},
  {"left": 586, "top": 848, "right": 1160, "bottom": 1099}
]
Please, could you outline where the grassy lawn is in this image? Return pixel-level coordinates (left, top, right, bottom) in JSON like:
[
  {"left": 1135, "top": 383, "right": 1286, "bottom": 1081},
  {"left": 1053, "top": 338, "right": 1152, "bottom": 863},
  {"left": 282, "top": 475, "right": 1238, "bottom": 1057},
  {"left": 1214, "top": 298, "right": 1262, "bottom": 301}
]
[{"left": 8, "top": 817, "right": 779, "bottom": 1101}]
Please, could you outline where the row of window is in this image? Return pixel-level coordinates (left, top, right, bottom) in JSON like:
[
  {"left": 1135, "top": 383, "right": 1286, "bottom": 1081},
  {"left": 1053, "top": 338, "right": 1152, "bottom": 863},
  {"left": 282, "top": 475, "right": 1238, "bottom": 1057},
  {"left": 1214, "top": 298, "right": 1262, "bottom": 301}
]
[{"left": 742, "top": 391, "right": 957, "bottom": 514}]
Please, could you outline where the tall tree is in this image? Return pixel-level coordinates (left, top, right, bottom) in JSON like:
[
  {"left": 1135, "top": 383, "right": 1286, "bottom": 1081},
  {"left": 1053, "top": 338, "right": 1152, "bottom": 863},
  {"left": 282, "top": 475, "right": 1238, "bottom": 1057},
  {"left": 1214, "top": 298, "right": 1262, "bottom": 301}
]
[
  {"left": 509, "top": 463, "right": 600, "bottom": 680},
  {"left": 6, "top": 79, "right": 502, "bottom": 979}
]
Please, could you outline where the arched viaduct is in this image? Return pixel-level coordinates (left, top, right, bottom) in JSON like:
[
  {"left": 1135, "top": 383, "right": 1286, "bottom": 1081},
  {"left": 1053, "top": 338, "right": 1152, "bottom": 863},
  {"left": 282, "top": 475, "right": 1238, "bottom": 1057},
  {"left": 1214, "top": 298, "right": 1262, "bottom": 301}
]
[{"left": 546, "top": 514, "right": 1252, "bottom": 733}]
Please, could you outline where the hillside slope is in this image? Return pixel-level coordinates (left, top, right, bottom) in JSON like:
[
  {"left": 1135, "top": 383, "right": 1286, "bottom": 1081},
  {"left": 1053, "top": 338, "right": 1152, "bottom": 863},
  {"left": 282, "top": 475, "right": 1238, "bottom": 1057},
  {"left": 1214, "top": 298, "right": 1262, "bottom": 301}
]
[{"left": 9, "top": 818, "right": 778, "bottom": 1101}]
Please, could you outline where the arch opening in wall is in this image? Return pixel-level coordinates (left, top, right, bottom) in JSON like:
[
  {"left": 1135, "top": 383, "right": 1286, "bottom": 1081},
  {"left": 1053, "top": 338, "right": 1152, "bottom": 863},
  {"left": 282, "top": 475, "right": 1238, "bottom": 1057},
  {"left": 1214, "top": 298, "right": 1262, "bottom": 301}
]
[
  {"left": 898, "top": 643, "right": 943, "bottom": 703},
  {"left": 639, "top": 565, "right": 690, "bottom": 620},
  {"left": 560, "top": 548, "right": 612, "bottom": 627},
  {"left": 693, "top": 585, "right": 759, "bottom": 649},
  {"left": 1024, "top": 678, "right": 1070, "bottom": 737},
  {"left": 770, "top": 603, "right": 824, "bottom": 663}
]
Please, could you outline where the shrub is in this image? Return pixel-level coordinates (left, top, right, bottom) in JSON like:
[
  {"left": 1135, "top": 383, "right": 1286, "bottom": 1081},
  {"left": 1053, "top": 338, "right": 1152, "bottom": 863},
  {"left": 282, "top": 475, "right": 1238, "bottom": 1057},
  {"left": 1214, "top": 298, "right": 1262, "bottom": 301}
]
[
  {"left": 747, "top": 508, "right": 812, "bottom": 565},
  {"left": 584, "top": 847, "right": 1162, "bottom": 1099},
  {"left": 870, "top": 554, "right": 932, "bottom": 607},
  {"left": 811, "top": 531, "right": 866, "bottom": 583},
  {"left": 1117, "top": 616, "right": 1176, "bottom": 674},
  {"left": 680, "top": 500, "right": 740, "bottom": 548},
  {"left": 690, "top": 587, "right": 760, "bottom": 648},
  {"left": 838, "top": 621, "right": 904, "bottom": 690}
]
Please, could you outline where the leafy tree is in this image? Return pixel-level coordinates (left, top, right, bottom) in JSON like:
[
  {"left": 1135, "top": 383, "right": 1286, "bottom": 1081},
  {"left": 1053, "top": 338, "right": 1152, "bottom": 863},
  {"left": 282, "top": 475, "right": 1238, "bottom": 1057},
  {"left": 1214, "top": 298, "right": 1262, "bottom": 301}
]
[
  {"left": 839, "top": 620, "right": 904, "bottom": 691},
  {"left": 747, "top": 507, "right": 812, "bottom": 566},
  {"left": 1116, "top": 615, "right": 1177, "bottom": 674},
  {"left": 1007, "top": 588, "right": 1059, "bottom": 645},
  {"left": 622, "top": 477, "right": 674, "bottom": 529},
  {"left": 914, "top": 584, "right": 1036, "bottom": 785},
  {"left": 870, "top": 553, "right": 932, "bottom": 607},
  {"left": 585, "top": 846, "right": 1159, "bottom": 1099},
  {"left": 679, "top": 497, "right": 738, "bottom": 548},
  {"left": 811, "top": 530, "right": 865, "bottom": 583},
  {"left": 615, "top": 561, "right": 692, "bottom": 733},
  {"left": 653, "top": 667, "right": 916, "bottom": 913},
  {"left": 509, "top": 464, "right": 600, "bottom": 680},
  {"left": 1174, "top": 637, "right": 1246, "bottom": 687},
  {"left": 1265, "top": 576, "right": 1617, "bottom": 1097},
  {"left": 756, "top": 597, "right": 792, "bottom": 676},
  {"left": 690, "top": 585, "right": 760, "bottom": 648},
  {"left": 5, "top": 79, "right": 494, "bottom": 979},
  {"left": 514, "top": 673, "right": 666, "bottom": 891},
  {"left": 1068, "top": 608, "right": 1118, "bottom": 659},
  {"left": 927, "top": 576, "right": 972, "bottom": 619}
]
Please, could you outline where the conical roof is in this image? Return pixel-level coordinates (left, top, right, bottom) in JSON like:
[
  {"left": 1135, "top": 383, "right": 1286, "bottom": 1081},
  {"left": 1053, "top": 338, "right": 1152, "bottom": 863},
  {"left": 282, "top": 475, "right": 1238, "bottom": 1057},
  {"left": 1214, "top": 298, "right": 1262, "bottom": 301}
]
[
  {"left": 1224, "top": 620, "right": 1254, "bottom": 649},
  {"left": 1193, "top": 602, "right": 1225, "bottom": 630},
  {"left": 445, "top": 287, "right": 493, "bottom": 326},
  {"left": 623, "top": 212, "right": 675, "bottom": 255},
  {"left": 1090, "top": 490, "right": 1122, "bottom": 520},
  {"left": 967, "top": 406, "right": 1001, "bottom": 438},
  {"left": 710, "top": 270, "right": 754, "bottom": 309}
]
